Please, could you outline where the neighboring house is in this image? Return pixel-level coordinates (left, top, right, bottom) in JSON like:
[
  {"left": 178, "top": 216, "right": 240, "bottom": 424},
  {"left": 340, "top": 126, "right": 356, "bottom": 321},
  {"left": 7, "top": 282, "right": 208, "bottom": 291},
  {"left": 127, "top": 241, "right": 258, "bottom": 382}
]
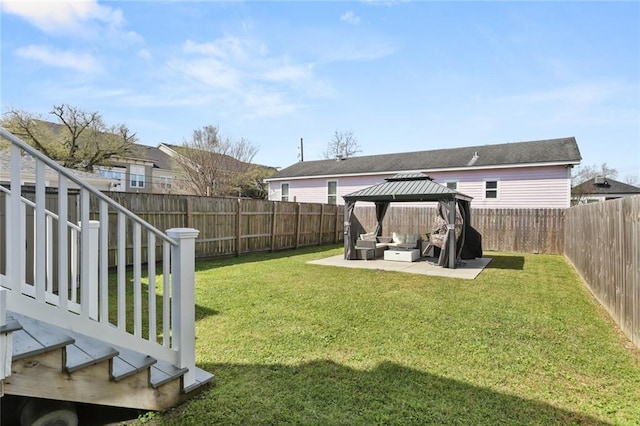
[
  {"left": 159, "top": 143, "right": 278, "bottom": 198},
  {"left": 572, "top": 177, "right": 640, "bottom": 204},
  {"left": 0, "top": 151, "right": 117, "bottom": 191},
  {"left": 265, "top": 137, "right": 582, "bottom": 208},
  {"left": 95, "top": 144, "right": 192, "bottom": 194}
]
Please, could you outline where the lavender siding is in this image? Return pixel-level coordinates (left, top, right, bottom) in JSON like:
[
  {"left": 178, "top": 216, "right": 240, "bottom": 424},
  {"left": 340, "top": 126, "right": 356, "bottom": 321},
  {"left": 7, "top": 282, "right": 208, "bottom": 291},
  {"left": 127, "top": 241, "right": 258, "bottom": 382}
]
[{"left": 267, "top": 165, "right": 572, "bottom": 208}]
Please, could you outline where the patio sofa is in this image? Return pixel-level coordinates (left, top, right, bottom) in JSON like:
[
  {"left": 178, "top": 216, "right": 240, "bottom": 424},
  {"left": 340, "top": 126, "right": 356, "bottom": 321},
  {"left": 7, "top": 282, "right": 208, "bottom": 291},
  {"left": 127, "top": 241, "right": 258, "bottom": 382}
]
[
  {"left": 387, "top": 232, "right": 422, "bottom": 250},
  {"left": 355, "top": 232, "right": 422, "bottom": 260}
]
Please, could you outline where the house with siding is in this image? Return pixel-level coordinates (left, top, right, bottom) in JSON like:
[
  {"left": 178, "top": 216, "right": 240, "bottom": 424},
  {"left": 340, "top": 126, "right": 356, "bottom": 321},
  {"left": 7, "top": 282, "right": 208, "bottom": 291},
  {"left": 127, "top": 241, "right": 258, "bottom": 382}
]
[
  {"left": 572, "top": 177, "right": 640, "bottom": 204},
  {"left": 265, "top": 137, "right": 582, "bottom": 208},
  {"left": 0, "top": 151, "right": 117, "bottom": 191},
  {"left": 95, "top": 144, "right": 193, "bottom": 194}
]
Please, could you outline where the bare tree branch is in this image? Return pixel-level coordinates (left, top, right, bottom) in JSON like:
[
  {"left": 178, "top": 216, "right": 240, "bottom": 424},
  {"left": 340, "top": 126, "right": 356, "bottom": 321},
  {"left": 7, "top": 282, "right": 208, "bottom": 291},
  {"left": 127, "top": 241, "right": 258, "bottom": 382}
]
[
  {"left": 174, "top": 125, "right": 263, "bottom": 197},
  {"left": 322, "top": 130, "right": 361, "bottom": 159},
  {"left": 1, "top": 104, "right": 137, "bottom": 171}
]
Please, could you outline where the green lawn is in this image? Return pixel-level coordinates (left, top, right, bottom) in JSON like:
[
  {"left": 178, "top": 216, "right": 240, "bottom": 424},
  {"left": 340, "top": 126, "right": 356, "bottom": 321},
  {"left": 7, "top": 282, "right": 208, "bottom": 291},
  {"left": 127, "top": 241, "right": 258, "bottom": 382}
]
[{"left": 144, "top": 246, "right": 640, "bottom": 425}]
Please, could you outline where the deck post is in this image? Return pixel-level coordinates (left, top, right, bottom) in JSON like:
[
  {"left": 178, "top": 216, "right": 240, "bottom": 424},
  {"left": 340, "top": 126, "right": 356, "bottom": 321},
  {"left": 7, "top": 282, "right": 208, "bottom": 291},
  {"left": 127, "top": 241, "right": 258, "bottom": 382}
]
[
  {"left": 0, "top": 289, "right": 11, "bottom": 385},
  {"left": 167, "top": 228, "right": 200, "bottom": 390}
]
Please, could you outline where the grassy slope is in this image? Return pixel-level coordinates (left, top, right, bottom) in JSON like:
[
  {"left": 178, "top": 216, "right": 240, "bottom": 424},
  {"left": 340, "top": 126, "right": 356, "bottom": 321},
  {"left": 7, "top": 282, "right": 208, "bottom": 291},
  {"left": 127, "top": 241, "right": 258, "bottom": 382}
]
[{"left": 146, "top": 247, "right": 640, "bottom": 425}]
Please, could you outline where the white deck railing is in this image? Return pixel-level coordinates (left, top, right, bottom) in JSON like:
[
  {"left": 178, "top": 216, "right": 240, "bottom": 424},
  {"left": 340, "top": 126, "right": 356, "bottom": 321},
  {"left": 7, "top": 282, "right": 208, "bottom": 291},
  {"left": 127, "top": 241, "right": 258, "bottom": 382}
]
[{"left": 0, "top": 127, "right": 199, "bottom": 389}]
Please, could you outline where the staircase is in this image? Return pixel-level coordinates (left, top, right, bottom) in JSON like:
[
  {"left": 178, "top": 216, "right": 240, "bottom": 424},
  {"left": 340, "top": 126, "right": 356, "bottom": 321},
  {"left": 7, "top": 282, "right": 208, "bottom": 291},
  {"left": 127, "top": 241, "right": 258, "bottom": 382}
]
[{"left": 0, "top": 128, "right": 213, "bottom": 422}]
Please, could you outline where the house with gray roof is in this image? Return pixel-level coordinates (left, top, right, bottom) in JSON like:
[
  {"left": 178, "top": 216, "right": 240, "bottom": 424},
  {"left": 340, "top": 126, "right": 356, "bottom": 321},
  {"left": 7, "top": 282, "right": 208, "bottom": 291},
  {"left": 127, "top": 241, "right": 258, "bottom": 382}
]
[
  {"left": 572, "top": 177, "right": 640, "bottom": 204},
  {"left": 0, "top": 151, "right": 117, "bottom": 191},
  {"left": 265, "top": 137, "right": 582, "bottom": 208},
  {"left": 95, "top": 144, "right": 194, "bottom": 194}
]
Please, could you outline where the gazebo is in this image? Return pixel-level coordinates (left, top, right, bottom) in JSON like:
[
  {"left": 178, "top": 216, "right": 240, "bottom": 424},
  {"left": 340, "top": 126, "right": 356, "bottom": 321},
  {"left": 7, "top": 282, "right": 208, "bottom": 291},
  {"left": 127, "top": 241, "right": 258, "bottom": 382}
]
[{"left": 343, "top": 173, "right": 480, "bottom": 269}]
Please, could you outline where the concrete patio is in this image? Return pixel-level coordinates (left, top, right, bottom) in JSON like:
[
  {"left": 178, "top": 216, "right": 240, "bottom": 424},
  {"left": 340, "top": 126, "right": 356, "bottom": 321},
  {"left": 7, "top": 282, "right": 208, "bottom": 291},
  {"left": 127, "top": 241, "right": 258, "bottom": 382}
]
[{"left": 308, "top": 255, "right": 492, "bottom": 280}]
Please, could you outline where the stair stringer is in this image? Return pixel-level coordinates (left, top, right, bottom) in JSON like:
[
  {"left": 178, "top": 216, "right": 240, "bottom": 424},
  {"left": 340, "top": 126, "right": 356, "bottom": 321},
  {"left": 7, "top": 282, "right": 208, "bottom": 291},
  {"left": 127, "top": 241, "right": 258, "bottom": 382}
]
[{"left": 4, "top": 302, "right": 214, "bottom": 411}]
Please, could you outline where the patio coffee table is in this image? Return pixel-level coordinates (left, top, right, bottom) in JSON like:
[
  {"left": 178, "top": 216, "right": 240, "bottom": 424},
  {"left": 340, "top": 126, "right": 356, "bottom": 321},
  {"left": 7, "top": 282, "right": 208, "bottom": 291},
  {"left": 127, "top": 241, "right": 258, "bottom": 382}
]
[{"left": 383, "top": 248, "right": 420, "bottom": 262}]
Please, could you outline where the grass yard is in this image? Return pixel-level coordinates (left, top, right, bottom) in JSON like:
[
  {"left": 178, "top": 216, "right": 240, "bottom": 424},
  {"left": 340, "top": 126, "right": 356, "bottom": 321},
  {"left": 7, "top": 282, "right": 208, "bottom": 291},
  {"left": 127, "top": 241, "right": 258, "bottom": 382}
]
[{"left": 142, "top": 246, "right": 640, "bottom": 425}]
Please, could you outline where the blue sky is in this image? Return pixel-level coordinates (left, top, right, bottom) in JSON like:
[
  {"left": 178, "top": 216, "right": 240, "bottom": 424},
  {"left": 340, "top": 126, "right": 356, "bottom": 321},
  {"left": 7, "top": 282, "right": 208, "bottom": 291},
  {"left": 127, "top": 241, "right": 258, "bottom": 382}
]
[{"left": 1, "top": 1, "right": 639, "bottom": 179}]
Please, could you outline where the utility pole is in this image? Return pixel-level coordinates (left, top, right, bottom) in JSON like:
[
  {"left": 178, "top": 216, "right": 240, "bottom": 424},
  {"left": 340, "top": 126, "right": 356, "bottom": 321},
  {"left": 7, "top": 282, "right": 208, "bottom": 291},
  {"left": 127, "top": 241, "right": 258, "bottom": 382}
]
[{"left": 299, "top": 137, "right": 304, "bottom": 162}]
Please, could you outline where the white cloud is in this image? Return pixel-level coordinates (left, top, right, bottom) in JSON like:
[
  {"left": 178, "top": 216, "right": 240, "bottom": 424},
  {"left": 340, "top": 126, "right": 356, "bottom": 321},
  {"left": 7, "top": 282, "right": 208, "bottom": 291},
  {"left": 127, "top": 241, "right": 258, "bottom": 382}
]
[
  {"left": 2, "top": 0, "right": 122, "bottom": 34},
  {"left": 15, "top": 45, "right": 102, "bottom": 73},
  {"left": 138, "top": 49, "right": 152, "bottom": 60},
  {"left": 1, "top": 0, "right": 143, "bottom": 45},
  {"left": 340, "top": 11, "right": 361, "bottom": 25}
]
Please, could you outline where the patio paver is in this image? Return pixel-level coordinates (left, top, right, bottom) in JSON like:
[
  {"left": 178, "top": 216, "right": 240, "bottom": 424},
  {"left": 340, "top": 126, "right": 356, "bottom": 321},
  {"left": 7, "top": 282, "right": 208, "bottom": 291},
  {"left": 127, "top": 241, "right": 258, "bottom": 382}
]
[{"left": 308, "top": 255, "right": 492, "bottom": 280}]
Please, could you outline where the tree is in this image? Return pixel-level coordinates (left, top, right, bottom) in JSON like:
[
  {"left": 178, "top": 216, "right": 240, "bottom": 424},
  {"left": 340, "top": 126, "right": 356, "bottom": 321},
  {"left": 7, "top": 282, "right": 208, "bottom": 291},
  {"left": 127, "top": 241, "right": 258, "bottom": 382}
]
[
  {"left": 571, "top": 162, "right": 618, "bottom": 186},
  {"left": 623, "top": 174, "right": 639, "bottom": 186},
  {"left": 174, "top": 125, "right": 262, "bottom": 197},
  {"left": 322, "top": 130, "right": 361, "bottom": 159},
  {"left": 1, "top": 104, "right": 137, "bottom": 171}
]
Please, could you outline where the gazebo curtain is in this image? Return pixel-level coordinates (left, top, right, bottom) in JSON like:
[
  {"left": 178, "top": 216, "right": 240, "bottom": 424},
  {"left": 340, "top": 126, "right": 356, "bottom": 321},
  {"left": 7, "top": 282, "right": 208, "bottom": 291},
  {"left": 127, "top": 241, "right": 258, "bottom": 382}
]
[
  {"left": 436, "top": 200, "right": 468, "bottom": 269},
  {"left": 343, "top": 200, "right": 356, "bottom": 259},
  {"left": 373, "top": 201, "right": 390, "bottom": 237}
]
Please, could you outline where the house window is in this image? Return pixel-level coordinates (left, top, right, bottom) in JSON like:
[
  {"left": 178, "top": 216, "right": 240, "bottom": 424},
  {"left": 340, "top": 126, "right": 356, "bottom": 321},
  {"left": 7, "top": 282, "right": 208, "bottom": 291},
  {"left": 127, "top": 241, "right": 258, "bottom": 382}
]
[
  {"left": 446, "top": 182, "right": 457, "bottom": 190},
  {"left": 327, "top": 181, "right": 337, "bottom": 205},
  {"left": 96, "top": 167, "right": 126, "bottom": 191},
  {"left": 485, "top": 180, "right": 498, "bottom": 199},
  {"left": 130, "top": 165, "right": 146, "bottom": 188},
  {"left": 281, "top": 183, "right": 289, "bottom": 201},
  {"left": 159, "top": 176, "right": 172, "bottom": 189}
]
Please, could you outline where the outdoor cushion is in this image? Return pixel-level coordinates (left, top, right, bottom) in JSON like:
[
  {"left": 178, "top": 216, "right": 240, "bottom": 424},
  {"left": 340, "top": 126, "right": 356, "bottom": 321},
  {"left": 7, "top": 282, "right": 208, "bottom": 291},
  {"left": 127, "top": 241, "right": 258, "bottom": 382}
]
[
  {"left": 392, "top": 232, "right": 406, "bottom": 244},
  {"left": 390, "top": 232, "right": 421, "bottom": 248},
  {"left": 359, "top": 232, "right": 377, "bottom": 241}
]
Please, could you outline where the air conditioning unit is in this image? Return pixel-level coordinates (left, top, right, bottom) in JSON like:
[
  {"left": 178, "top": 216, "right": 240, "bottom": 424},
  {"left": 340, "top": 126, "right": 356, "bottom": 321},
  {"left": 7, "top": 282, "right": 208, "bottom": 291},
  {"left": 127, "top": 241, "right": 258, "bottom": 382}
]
[{"left": 594, "top": 176, "right": 606, "bottom": 184}]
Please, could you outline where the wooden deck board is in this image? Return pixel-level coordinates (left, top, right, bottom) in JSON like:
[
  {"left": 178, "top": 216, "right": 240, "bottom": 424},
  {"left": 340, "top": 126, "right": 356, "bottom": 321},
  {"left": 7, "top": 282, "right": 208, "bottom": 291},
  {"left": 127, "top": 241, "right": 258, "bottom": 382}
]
[
  {"left": 112, "top": 346, "right": 156, "bottom": 382},
  {"left": 11, "top": 329, "right": 46, "bottom": 360},
  {"left": 10, "top": 312, "right": 74, "bottom": 352},
  {"left": 151, "top": 360, "right": 187, "bottom": 388},
  {"left": 65, "top": 333, "right": 119, "bottom": 373}
]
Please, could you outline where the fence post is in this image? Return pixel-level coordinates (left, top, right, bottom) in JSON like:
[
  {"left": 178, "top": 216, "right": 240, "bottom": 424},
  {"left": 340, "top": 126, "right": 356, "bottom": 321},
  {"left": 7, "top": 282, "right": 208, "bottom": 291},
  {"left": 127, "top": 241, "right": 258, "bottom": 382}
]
[
  {"left": 167, "top": 227, "right": 199, "bottom": 391},
  {"left": 295, "top": 203, "right": 301, "bottom": 249},
  {"left": 335, "top": 207, "right": 340, "bottom": 244},
  {"left": 271, "top": 202, "right": 277, "bottom": 252},
  {"left": 318, "top": 204, "right": 324, "bottom": 246},
  {"left": 236, "top": 198, "right": 242, "bottom": 257}
]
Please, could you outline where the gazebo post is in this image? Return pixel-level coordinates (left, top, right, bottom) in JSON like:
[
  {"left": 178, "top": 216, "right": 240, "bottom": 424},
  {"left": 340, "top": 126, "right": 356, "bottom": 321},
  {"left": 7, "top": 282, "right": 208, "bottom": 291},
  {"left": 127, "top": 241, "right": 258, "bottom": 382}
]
[{"left": 448, "top": 200, "right": 457, "bottom": 269}]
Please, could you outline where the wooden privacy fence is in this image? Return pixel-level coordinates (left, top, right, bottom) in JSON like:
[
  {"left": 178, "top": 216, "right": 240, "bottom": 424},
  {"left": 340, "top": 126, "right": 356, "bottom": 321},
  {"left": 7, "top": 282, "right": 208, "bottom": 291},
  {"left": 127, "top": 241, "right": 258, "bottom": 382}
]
[
  {"left": 353, "top": 205, "right": 565, "bottom": 254},
  {"left": 564, "top": 196, "right": 640, "bottom": 347},
  {"left": 92, "top": 192, "right": 344, "bottom": 265}
]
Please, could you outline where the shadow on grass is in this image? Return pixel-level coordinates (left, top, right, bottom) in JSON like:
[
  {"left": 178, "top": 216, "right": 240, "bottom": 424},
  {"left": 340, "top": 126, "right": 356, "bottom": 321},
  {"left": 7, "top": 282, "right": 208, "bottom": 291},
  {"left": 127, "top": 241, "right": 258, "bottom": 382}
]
[
  {"left": 194, "top": 244, "right": 342, "bottom": 271},
  {"left": 484, "top": 253, "right": 525, "bottom": 270},
  {"left": 187, "top": 360, "right": 609, "bottom": 425}
]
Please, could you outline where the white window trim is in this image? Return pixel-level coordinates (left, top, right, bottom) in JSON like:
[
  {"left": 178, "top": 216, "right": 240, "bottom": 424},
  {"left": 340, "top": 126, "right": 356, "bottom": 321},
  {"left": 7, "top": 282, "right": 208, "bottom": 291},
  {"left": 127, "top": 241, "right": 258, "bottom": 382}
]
[
  {"left": 130, "top": 165, "right": 146, "bottom": 189},
  {"left": 281, "top": 182, "right": 290, "bottom": 202},
  {"left": 445, "top": 180, "right": 458, "bottom": 190},
  {"left": 484, "top": 179, "right": 500, "bottom": 200},
  {"left": 327, "top": 179, "right": 338, "bottom": 205}
]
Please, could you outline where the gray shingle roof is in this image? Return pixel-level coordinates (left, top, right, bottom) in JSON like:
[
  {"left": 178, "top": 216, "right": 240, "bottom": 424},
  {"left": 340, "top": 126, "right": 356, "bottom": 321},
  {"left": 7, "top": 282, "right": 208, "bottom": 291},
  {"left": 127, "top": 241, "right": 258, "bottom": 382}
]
[
  {"left": 268, "top": 137, "right": 581, "bottom": 180},
  {"left": 0, "top": 151, "right": 114, "bottom": 183},
  {"left": 572, "top": 177, "right": 640, "bottom": 195}
]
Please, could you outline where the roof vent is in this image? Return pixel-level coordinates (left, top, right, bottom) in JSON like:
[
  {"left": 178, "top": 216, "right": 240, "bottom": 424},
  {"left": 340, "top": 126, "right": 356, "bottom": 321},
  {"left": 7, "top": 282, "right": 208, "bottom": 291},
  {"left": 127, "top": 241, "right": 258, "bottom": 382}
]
[
  {"left": 336, "top": 154, "right": 344, "bottom": 161},
  {"left": 594, "top": 176, "right": 606, "bottom": 185},
  {"left": 467, "top": 151, "right": 479, "bottom": 166}
]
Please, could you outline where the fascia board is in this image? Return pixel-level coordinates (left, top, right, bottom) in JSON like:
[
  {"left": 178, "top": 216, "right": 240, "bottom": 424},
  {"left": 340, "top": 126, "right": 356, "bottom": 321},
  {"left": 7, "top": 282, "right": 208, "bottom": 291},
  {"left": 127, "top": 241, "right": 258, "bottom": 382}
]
[{"left": 265, "top": 160, "right": 580, "bottom": 182}]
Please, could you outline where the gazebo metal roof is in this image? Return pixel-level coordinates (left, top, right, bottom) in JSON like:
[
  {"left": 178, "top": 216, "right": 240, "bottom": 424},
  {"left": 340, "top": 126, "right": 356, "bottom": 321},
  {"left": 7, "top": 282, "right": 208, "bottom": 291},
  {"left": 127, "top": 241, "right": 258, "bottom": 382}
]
[{"left": 343, "top": 173, "right": 473, "bottom": 203}]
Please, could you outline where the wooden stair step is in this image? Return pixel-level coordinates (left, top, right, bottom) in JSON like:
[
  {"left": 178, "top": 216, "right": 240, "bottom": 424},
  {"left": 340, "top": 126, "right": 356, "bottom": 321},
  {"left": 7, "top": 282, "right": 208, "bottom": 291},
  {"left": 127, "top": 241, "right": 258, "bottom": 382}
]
[
  {"left": 0, "top": 313, "right": 22, "bottom": 334},
  {"left": 65, "top": 332, "right": 119, "bottom": 373},
  {"left": 111, "top": 345, "right": 156, "bottom": 382},
  {"left": 150, "top": 360, "right": 188, "bottom": 389},
  {"left": 184, "top": 367, "right": 216, "bottom": 394},
  {"left": 9, "top": 312, "right": 74, "bottom": 360}
]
